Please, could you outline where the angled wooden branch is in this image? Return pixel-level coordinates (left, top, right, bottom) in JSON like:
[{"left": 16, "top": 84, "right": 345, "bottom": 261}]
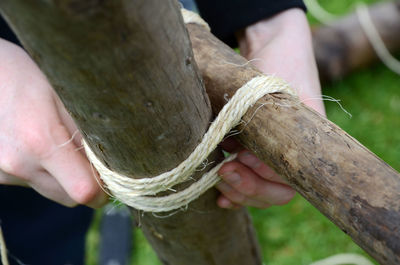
[{"left": 187, "top": 23, "right": 400, "bottom": 265}]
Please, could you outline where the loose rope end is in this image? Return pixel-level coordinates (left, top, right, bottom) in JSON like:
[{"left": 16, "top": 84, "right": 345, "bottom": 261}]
[{"left": 0, "top": 225, "right": 9, "bottom": 265}]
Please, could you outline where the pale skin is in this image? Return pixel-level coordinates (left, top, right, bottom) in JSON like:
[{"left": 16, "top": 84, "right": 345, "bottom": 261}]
[
  {"left": 0, "top": 38, "right": 107, "bottom": 207},
  {"left": 216, "top": 8, "right": 326, "bottom": 209},
  {"left": 0, "top": 8, "right": 324, "bottom": 209}
]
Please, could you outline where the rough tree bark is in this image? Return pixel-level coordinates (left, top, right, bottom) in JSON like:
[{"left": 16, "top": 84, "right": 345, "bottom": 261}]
[
  {"left": 187, "top": 23, "right": 400, "bottom": 265},
  {"left": 313, "top": 0, "right": 400, "bottom": 82},
  {"left": 0, "top": 1, "right": 261, "bottom": 265}
]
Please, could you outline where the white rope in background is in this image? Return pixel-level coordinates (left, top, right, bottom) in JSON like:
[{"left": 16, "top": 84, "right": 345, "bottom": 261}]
[
  {"left": 355, "top": 2, "right": 400, "bottom": 75},
  {"left": 309, "top": 253, "right": 374, "bottom": 265},
  {"left": 304, "top": 0, "right": 400, "bottom": 75},
  {"left": 0, "top": 226, "right": 8, "bottom": 265},
  {"left": 84, "top": 75, "right": 295, "bottom": 212}
]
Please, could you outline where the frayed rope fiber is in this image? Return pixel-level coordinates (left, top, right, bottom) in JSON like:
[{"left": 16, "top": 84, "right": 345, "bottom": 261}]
[
  {"left": 84, "top": 76, "right": 295, "bottom": 212},
  {"left": 83, "top": 10, "right": 296, "bottom": 212}
]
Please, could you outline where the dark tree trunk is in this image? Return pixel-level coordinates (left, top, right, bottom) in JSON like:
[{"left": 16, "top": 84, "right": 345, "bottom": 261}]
[
  {"left": 0, "top": 1, "right": 261, "bottom": 264},
  {"left": 187, "top": 22, "right": 400, "bottom": 265}
]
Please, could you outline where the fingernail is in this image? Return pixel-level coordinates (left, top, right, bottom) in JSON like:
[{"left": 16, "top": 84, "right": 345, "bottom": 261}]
[
  {"left": 218, "top": 197, "right": 233, "bottom": 209},
  {"left": 239, "top": 152, "right": 261, "bottom": 169},
  {"left": 221, "top": 172, "right": 241, "bottom": 184},
  {"left": 216, "top": 182, "right": 232, "bottom": 192}
]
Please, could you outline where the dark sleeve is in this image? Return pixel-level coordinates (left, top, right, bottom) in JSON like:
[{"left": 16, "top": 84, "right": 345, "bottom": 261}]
[
  {"left": 0, "top": 15, "right": 20, "bottom": 45},
  {"left": 196, "top": 0, "right": 306, "bottom": 47}
]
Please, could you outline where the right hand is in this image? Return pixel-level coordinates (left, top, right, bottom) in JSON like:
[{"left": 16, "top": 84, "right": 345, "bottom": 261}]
[
  {"left": 0, "top": 38, "right": 107, "bottom": 208},
  {"left": 216, "top": 8, "right": 325, "bottom": 209}
]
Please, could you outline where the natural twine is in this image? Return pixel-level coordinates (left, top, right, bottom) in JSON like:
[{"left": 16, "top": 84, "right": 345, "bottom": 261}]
[
  {"left": 309, "top": 253, "right": 374, "bottom": 265},
  {"left": 84, "top": 75, "right": 295, "bottom": 212},
  {"left": 0, "top": 8, "right": 375, "bottom": 265},
  {"left": 83, "top": 9, "right": 295, "bottom": 213},
  {"left": 0, "top": 226, "right": 9, "bottom": 265}
]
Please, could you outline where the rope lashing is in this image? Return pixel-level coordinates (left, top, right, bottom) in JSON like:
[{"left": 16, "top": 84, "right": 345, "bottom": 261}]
[{"left": 84, "top": 74, "right": 295, "bottom": 212}]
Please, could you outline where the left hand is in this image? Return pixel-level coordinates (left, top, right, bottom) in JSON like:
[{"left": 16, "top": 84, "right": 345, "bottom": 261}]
[{"left": 216, "top": 8, "right": 326, "bottom": 209}]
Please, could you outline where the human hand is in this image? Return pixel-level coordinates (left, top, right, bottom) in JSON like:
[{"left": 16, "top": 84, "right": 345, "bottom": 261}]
[
  {"left": 0, "top": 39, "right": 107, "bottom": 208},
  {"left": 216, "top": 8, "right": 326, "bottom": 209}
]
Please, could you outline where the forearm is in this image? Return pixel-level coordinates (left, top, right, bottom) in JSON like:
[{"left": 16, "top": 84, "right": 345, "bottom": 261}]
[{"left": 236, "top": 8, "right": 325, "bottom": 115}]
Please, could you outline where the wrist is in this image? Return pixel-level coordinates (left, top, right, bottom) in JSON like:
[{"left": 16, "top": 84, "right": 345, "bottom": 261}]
[
  {"left": 237, "top": 8, "right": 308, "bottom": 58},
  {"left": 236, "top": 8, "right": 326, "bottom": 116}
]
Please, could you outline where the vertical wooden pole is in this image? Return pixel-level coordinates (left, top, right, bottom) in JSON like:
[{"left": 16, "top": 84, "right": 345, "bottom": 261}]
[{"left": 0, "top": 0, "right": 261, "bottom": 264}]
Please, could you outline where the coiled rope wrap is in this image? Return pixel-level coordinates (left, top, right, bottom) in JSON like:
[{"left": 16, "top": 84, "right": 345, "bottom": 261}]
[{"left": 83, "top": 10, "right": 296, "bottom": 212}]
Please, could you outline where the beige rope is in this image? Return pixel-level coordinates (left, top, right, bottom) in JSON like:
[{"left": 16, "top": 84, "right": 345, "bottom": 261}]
[
  {"left": 303, "top": 0, "right": 337, "bottom": 23},
  {"left": 310, "top": 253, "right": 374, "bottom": 265},
  {"left": 356, "top": 2, "right": 400, "bottom": 75},
  {"left": 0, "top": 226, "right": 9, "bottom": 265},
  {"left": 83, "top": 9, "right": 296, "bottom": 213},
  {"left": 84, "top": 75, "right": 295, "bottom": 212}
]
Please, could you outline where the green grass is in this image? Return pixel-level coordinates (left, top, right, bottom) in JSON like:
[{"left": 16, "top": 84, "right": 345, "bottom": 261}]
[{"left": 86, "top": 0, "right": 399, "bottom": 264}]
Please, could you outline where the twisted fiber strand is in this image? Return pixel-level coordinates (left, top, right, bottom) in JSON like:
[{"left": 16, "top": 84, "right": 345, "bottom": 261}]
[
  {"left": 0, "top": 226, "right": 8, "bottom": 265},
  {"left": 84, "top": 76, "right": 295, "bottom": 212}
]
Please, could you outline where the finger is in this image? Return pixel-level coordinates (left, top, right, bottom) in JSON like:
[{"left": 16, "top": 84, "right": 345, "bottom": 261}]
[
  {"left": 219, "top": 161, "right": 295, "bottom": 205},
  {"left": 216, "top": 194, "right": 243, "bottom": 209},
  {"left": 29, "top": 170, "right": 77, "bottom": 207},
  {"left": 219, "top": 137, "right": 244, "bottom": 153},
  {"left": 0, "top": 169, "right": 28, "bottom": 186},
  {"left": 41, "top": 125, "right": 108, "bottom": 208},
  {"left": 216, "top": 182, "right": 272, "bottom": 208},
  {"left": 53, "top": 91, "right": 82, "bottom": 146},
  {"left": 237, "top": 150, "right": 289, "bottom": 184}
]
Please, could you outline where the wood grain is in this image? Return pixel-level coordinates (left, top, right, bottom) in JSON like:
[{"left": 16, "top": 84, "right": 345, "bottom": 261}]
[
  {"left": 188, "top": 23, "right": 400, "bottom": 265},
  {"left": 0, "top": 1, "right": 261, "bottom": 264}
]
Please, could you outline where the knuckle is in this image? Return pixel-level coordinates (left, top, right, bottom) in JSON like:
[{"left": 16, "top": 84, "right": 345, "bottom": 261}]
[
  {"left": 219, "top": 162, "right": 240, "bottom": 175},
  {"left": 227, "top": 191, "right": 246, "bottom": 204},
  {"left": 240, "top": 180, "right": 258, "bottom": 197},
  {"left": 0, "top": 152, "right": 25, "bottom": 177},
  {"left": 70, "top": 180, "right": 99, "bottom": 205},
  {"left": 20, "top": 128, "right": 51, "bottom": 158}
]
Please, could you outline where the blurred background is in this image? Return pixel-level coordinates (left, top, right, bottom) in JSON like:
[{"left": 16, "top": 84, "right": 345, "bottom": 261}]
[{"left": 86, "top": 0, "right": 399, "bottom": 264}]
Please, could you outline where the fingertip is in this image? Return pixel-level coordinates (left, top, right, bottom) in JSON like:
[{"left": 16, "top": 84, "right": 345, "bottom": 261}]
[
  {"left": 70, "top": 178, "right": 109, "bottom": 208},
  {"left": 218, "top": 161, "right": 241, "bottom": 176},
  {"left": 238, "top": 150, "right": 261, "bottom": 169},
  {"left": 275, "top": 186, "right": 296, "bottom": 205},
  {"left": 217, "top": 195, "right": 234, "bottom": 209}
]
